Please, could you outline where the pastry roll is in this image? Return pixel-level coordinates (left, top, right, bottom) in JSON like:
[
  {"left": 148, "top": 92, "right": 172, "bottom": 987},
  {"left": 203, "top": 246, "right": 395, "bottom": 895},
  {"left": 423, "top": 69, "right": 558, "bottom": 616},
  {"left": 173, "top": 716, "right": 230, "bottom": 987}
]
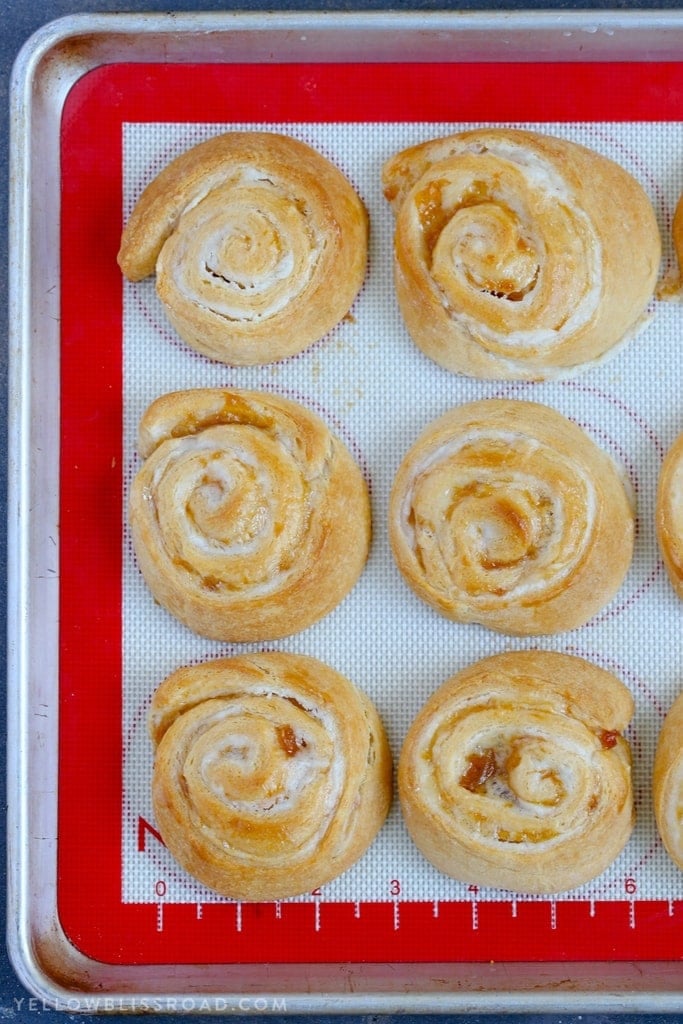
[
  {"left": 668, "top": 192, "right": 683, "bottom": 297},
  {"left": 653, "top": 691, "right": 683, "bottom": 870},
  {"left": 150, "top": 652, "right": 392, "bottom": 901},
  {"left": 399, "top": 650, "right": 635, "bottom": 894},
  {"left": 118, "top": 131, "right": 368, "bottom": 365},
  {"left": 656, "top": 430, "right": 683, "bottom": 598},
  {"left": 389, "top": 398, "right": 634, "bottom": 635},
  {"left": 382, "top": 127, "right": 660, "bottom": 379},
  {"left": 129, "top": 388, "right": 371, "bottom": 641},
  {"left": 656, "top": 192, "right": 683, "bottom": 300},
  {"left": 674, "top": 192, "right": 683, "bottom": 278}
]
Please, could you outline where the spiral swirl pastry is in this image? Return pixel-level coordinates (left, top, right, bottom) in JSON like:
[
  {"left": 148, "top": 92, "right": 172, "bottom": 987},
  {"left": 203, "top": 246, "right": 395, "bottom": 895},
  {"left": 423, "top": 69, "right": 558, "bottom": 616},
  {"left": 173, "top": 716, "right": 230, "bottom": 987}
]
[
  {"left": 656, "top": 430, "right": 683, "bottom": 599},
  {"left": 117, "top": 132, "right": 368, "bottom": 365},
  {"left": 399, "top": 650, "right": 635, "bottom": 894},
  {"left": 663, "top": 192, "right": 683, "bottom": 298},
  {"left": 149, "top": 652, "right": 392, "bottom": 900},
  {"left": 654, "top": 691, "right": 683, "bottom": 871},
  {"left": 389, "top": 398, "right": 634, "bottom": 635},
  {"left": 129, "top": 389, "right": 371, "bottom": 641},
  {"left": 382, "top": 128, "right": 660, "bottom": 380}
]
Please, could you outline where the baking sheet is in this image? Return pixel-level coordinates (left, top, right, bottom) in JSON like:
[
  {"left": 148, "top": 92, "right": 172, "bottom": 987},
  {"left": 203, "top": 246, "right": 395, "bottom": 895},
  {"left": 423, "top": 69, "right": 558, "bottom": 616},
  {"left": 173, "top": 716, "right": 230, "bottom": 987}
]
[{"left": 9, "top": 10, "right": 683, "bottom": 1011}]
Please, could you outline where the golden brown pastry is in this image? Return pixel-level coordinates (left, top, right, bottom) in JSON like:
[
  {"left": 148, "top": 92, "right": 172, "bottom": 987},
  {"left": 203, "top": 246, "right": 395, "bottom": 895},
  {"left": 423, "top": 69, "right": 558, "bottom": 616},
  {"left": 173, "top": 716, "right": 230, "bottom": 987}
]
[
  {"left": 389, "top": 398, "right": 634, "bottom": 635},
  {"left": 382, "top": 127, "right": 661, "bottom": 379},
  {"left": 656, "top": 193, "right": 683, "bottom": 299},
  {"left": 653, "top": 691, "right": 683, "bottom": 870},
  {"left": 656, "top": 430, "right": 683, "bottom": 598},
  {"left": 673, "top": 192, "right": 683, "bottom": 279},
  {"left": 129, "top": 388, "right": 371, "bottom": 641},
  {"left": 150, "top": 652, "right": 392, "bottom": 901},
  {"left": 118, "top": 131, "right": 368, "bottom": 365},
  {"left": 399, "top": 650, "right": 635, "bottom": 894}
]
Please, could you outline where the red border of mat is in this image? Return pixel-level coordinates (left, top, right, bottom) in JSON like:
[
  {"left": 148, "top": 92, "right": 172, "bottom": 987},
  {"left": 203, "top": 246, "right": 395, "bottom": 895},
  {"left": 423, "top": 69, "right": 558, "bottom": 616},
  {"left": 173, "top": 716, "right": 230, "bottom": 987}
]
[{"left": 59, "top": 61, "right": 683, "bottom": 966}]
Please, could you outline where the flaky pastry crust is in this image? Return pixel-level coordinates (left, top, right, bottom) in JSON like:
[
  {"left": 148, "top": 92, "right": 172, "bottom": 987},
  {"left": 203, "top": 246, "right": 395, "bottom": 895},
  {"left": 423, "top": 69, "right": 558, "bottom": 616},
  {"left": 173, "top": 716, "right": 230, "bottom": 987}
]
[
  {"left": 389, "top": 398, "right": 634, "bottom": 635},
  {"left": 656, "top": 431, "right": 683, "bottom": 599},
  {"left": 150, "top": 652, "right": 392, "bottom": 900},
  {"left": 382, "top": 127, "right": 660, "bottom": 379},
  {"left": 118, "top": 131, "right": 368, "bottom": 365},
  {"left": 129, "top": 389, "right": 371, "bottom": 641},
  {"left": 399, "top": 650, "right": 635, "bottom": 894},
  {"left": 654, "top": 690, "right": 683, "bottom": 871}
]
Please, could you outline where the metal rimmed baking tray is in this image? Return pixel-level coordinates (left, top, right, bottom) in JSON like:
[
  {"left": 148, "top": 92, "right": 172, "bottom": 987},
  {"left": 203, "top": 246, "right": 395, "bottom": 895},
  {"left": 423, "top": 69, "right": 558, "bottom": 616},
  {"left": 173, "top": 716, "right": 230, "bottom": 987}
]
[{"left": 8, "top": 9, "right": 683, "bottom": 1013}]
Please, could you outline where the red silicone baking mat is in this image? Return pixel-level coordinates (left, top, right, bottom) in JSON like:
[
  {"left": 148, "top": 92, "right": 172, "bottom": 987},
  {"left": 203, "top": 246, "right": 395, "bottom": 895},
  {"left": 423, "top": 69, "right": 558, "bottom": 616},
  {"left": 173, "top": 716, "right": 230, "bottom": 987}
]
[{"left": 59, "top": 60, "right": 683, "bottom": 967}]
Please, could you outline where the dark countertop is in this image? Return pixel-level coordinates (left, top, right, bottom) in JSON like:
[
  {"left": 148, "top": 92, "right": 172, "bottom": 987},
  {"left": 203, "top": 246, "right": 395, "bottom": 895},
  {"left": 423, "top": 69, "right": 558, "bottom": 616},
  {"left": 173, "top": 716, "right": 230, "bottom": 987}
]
[{"left": 3, "top": 1, "right": 683, "bottom": 1021}]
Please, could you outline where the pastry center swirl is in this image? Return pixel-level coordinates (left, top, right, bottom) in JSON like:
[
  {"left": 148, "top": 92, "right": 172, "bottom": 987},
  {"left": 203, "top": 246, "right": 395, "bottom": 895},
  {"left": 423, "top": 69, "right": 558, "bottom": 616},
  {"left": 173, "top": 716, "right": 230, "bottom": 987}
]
[
  {"left": 178, "top": 694, "right": 342, "bottom": 863},
  {"left": 163, "top": 181, "right": 320, "bottom": 323},
  {"left": 186, "top": 460, "right": 268, "bottom": 547},
  {"left": 409, "top": 150, "right": 601, "bottom": 356},
  {"left": 426, "top": 703, "right": 613, "bottom": 846},
  {"left": 404, "top": 431, "right": 595, "bottom": 605},
  {"left": 149, "top": 422, "right": 321, "bottom": 594}
]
